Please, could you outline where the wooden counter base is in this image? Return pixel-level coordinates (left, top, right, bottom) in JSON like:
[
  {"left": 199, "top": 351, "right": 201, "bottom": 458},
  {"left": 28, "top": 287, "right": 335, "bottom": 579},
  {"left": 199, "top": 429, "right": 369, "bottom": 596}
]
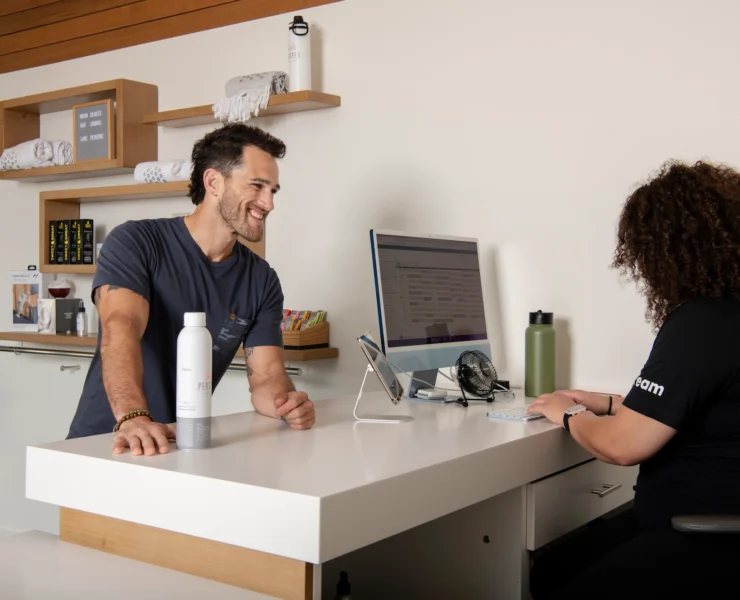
[{"left": 59, "top": 508, "right": 312, "bottom": 600}]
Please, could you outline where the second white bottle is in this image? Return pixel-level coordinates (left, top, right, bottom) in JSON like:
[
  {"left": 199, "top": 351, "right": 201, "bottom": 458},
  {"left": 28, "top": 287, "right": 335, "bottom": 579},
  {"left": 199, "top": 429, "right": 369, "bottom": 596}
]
[
  {"left": 288, "top": 15, "right": 312, "bottom": 91},
  {"left": 176, "top": 312, "right": 212, "bottom": 450}
]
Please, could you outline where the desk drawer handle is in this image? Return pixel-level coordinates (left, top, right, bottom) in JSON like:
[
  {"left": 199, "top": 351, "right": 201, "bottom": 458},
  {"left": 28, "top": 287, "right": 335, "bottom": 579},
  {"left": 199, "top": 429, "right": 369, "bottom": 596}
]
[{"left": 591, "top": 483, "right": 622, "bottom": 498}]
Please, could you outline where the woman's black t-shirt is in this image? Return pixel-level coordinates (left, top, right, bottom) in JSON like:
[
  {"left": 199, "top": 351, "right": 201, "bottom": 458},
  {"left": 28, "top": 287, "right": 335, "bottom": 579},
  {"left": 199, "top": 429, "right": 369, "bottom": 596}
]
[{"left": 623, "top": 298, "right": 740, "bottom": 529}]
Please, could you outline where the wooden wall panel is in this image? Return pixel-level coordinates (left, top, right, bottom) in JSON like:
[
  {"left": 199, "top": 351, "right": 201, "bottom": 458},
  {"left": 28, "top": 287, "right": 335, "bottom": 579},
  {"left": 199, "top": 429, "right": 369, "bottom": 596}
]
[
  {"left": 60, "top": 508, "right": 313, "bottom": 600},
  {"left": 0, "top": 0, "right": 233, "bottom": 55},
  {"left": 0, "top": 1, "right": 63, "bottom": 19},
  {"left": 1, "top": 108, "right": 40, "bottom": 149},
  {"left": 0, "top": 0, "right": 140, "bottom": 36},
  {"left": 0, "top": 0, "right": 342, "bottom": 75}
]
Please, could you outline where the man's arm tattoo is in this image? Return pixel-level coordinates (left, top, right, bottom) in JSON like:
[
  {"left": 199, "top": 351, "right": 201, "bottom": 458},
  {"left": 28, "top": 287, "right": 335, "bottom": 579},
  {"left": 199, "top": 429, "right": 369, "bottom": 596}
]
[
  {"left": 244, "top": 347, "right": 254, "bottom": 377},
  {"left": 94, "top": 284, "right": 124, "bottom": 305}
]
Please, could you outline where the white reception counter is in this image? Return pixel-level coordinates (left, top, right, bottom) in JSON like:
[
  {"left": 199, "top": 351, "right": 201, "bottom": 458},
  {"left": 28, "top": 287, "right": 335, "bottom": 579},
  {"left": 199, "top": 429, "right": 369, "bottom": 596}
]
[{"left": 26, "top": 392, "right": 637, "bottom": 599}]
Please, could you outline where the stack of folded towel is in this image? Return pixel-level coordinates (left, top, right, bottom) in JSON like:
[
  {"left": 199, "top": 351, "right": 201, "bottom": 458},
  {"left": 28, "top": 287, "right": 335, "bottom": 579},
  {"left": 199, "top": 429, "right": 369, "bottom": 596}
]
[
  {"left": 0, "top": 139, "right": 73, "bottom": 170},
  {"left": 134, "top": 159, "right": 192, "bottom": 183},
  {"left": 212, "top": 71, "right": 288, "bottom": 123}
]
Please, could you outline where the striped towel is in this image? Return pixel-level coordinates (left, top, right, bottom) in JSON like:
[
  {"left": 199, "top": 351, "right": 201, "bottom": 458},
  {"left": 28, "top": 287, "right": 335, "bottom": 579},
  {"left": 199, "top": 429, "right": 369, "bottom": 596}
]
[{"left": 213, "top": 71, "right": 288, "bottom": 123}]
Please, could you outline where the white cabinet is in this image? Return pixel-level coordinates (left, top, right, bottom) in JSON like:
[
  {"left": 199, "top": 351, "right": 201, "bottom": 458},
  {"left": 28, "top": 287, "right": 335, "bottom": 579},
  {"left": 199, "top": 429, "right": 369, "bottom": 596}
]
[
  {"left": 526, "top": 459, "right": 638, "bottom": 550},
  {"left": 0, "top": 351, "right": 89, "bottom": 535}
]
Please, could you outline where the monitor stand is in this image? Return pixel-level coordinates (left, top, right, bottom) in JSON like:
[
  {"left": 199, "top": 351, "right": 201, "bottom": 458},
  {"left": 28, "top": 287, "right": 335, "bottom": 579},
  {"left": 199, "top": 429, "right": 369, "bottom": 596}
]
[{"left": 408, "top": 369, "right": 438, "bottom": 398}]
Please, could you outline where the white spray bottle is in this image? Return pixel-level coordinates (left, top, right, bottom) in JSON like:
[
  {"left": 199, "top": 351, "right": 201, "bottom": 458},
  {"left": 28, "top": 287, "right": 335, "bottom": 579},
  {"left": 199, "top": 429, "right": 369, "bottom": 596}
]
[{"left": 176, "top": 312, "right": 212, "bottom": 449}]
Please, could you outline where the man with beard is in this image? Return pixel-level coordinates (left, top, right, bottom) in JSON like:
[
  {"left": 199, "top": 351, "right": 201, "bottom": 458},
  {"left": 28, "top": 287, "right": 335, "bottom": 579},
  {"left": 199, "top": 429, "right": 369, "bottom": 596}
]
[{"left": 67, "top": 124, "right": 315, "bottom": 452}]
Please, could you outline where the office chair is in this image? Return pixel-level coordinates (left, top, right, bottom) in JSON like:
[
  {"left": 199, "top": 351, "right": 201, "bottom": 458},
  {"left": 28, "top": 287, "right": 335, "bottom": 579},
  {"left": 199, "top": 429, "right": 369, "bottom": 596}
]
[{"left": 672, "top": 515, "right": 740, "bottom": 534}]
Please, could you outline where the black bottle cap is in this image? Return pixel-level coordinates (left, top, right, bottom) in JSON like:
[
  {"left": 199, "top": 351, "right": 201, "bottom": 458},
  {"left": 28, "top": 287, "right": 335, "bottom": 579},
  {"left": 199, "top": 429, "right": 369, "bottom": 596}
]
[
  {"left": 290, "top": 15, "right": 309, "bottom": 34},
  {"left": 529, "top": 310, "right": 553, "bottom": 325},
  {"left": 337, "top": 571, "right": 351, "bottom": 595}
]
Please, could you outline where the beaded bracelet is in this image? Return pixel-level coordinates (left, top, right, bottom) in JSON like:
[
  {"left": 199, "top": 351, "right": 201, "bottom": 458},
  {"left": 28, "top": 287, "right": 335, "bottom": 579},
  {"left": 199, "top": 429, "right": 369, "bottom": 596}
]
[{"left": 113, "top": 409, "right": 152, "bottom": 432}]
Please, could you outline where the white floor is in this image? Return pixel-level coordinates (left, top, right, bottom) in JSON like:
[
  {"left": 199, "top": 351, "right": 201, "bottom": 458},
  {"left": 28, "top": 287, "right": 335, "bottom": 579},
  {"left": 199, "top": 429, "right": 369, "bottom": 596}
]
[
  {"left": 0, "top": 531, "right": 276, "bottom": 599},
  {"left": 0, "top": 526, "right": 24, "bottom": 540}
]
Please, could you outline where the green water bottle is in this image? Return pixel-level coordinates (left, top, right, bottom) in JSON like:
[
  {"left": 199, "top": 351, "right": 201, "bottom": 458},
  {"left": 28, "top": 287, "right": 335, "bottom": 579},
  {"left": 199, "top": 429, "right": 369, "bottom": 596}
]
[{"left": 525, "top": 310, "right": 555, "bottom": 398}]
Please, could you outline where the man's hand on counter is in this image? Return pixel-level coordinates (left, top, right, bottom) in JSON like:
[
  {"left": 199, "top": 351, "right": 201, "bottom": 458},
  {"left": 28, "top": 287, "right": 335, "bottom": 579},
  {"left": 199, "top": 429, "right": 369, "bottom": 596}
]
[
  {"left": 113, "top": 417, "right": 176, "bottom": 456},
  {"left": 275, "top": 391, "right": 315, "bottom": 431}
]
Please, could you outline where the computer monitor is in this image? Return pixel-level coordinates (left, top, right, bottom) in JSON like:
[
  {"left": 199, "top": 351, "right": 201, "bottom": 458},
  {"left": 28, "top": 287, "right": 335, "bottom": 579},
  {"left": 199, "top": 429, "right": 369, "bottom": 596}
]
[{"left": 370, "top": 230, "right": 492, "bottom": 397}]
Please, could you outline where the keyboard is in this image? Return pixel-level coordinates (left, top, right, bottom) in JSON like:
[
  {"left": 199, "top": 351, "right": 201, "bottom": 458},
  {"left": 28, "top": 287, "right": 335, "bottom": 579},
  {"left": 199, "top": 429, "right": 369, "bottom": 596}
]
[{"left": 487, "top": 405, "right": 545, "bottom": 422}]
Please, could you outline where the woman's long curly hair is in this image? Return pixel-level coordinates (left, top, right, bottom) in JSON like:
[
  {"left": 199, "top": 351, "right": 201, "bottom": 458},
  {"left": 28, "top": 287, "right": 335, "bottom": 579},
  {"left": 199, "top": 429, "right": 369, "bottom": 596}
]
[{"left": 613, "top": 160, "right": 740, "bottom": 328}]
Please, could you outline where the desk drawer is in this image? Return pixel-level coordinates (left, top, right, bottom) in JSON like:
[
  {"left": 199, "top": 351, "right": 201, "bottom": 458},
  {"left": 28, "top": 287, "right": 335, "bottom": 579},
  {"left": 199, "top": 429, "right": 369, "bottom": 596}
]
[{"left": 526, "top": 460, "right": 638, "bottom": 551}]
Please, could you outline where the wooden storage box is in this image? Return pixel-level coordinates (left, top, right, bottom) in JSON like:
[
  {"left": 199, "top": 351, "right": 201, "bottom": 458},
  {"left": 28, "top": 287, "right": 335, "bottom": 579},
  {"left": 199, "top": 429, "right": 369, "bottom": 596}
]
[
  {"left": 282, "top": 322, "right": 329, "bottom": 351},
  {"left": 0, "top": 79, "right": 158, "bottom": 182}
]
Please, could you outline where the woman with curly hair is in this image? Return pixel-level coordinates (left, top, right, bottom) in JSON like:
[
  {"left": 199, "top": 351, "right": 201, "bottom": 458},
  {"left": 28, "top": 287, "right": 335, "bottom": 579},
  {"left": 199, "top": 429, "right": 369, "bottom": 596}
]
[{"left": 529, "top": 160, "right": 740, "bottom": 598}]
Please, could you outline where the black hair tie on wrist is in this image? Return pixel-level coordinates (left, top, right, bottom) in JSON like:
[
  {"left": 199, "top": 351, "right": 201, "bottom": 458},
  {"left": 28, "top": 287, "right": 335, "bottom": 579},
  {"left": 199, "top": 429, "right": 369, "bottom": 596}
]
[{"left": 608, "top": 395, "right": 613, "bottom": 416}]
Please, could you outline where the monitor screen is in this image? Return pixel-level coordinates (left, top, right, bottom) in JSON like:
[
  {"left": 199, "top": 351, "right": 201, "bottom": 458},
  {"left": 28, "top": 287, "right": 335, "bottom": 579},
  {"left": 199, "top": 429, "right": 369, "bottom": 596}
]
[{"left": 373, "top": 233, "right": 488, "bottom": 349}]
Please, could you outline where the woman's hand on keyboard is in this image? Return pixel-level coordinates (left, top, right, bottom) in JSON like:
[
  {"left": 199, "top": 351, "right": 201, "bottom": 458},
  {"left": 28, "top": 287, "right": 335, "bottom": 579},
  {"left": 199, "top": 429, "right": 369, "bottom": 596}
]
[
  {"left": 555, "top": 389, "right": 622, "bottom": 416},
  {"left": 526, "top": 393, "right": 576, "bottom": 426}
]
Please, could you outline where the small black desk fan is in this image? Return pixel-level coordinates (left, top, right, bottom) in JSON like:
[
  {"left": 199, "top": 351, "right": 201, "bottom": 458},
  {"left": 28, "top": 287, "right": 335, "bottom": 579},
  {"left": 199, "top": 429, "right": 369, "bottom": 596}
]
[{"left": 455, "top": 350, "right": 507, "bottom": 404}]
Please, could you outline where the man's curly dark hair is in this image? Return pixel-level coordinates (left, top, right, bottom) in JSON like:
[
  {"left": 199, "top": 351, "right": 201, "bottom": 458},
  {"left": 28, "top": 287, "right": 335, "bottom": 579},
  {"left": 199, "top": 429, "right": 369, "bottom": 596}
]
[
  {"left": 188, "top": 123, "right": 286, "bottom": 206},
  {"left": 613, "top": 160, "right": 740, "bottom": 328}
]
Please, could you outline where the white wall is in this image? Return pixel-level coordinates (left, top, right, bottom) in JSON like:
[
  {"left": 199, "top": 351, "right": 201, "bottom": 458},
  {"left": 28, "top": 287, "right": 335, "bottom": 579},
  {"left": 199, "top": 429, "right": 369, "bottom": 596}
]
[{"left": 2, "top": 0, "right": 739, "bottom": 533}]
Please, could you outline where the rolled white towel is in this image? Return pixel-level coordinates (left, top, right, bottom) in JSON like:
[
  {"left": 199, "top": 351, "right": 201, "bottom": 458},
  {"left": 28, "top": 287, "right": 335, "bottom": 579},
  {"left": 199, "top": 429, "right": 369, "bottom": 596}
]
[
  {"left": 0, "top": 138, "right": 53, "bottom": 170},
  {"left": 134, "top": 160, "right": 193, "bottom": 183},
  {"left": 214, "top": 71, "right": 288, "bottom": 123},
  {"left": 50, "top": 140, "right": 73, "bottom": 166},
  {"left": 224, "top": 71, "right": 287, "bottom": 97}
]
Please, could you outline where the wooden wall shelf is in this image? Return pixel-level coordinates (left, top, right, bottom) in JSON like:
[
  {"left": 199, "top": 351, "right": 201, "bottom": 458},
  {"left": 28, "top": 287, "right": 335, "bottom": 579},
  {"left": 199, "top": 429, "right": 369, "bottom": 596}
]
[
  {"left": 0, "top": 161, "right": 133, "bottom": 182},
  {"left": 0, "top": 332, "right": 338, "bottom": 363},
  {"left": 37, "top": 181, "right": 264, "bottom": 274},
  {"left": 0, "top": 79, "right": 157, "bottom": 182},
  {"left": 41, "top": 181, "right": 190, "bottom": 203},
  {"left": 0, "top": 332, "right": 97, "bottom": 348},
  {"left": 284, "top": 347, "right": 339, "bottom": 362},
  {"left": 42, "top": 265, "right": 96, "bottom": 275},
  {"left": 38, "top": 182, "right": 190, "bottom": 275},
  {"left": 141, "top": 91, "right": 341, "bottom": 128}
]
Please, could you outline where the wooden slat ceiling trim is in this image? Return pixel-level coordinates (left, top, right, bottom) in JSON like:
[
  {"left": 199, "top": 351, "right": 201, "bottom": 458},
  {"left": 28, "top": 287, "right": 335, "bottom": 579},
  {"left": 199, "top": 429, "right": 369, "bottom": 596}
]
[
  {"left": 0, "top": 0, "right": 341, "bottom": 75},
  {"left": 0, "top": 1, "right": 63, "bottom": 19},
  {"left": 0, "top": 0, "right": 140, "bottom": 36}
]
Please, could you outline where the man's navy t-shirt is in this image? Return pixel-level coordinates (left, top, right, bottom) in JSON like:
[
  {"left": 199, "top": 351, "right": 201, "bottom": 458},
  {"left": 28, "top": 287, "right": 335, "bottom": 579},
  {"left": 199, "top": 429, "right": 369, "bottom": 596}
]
[{"left": 67, "top": 218, "right": 284, "bottom": 438}]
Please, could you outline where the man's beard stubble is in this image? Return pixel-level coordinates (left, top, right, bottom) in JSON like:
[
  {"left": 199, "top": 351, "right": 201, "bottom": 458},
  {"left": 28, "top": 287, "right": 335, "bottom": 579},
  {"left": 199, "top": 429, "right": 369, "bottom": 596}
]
[{"left": 218, "top": 188, "right": 265, "bottom": 243}]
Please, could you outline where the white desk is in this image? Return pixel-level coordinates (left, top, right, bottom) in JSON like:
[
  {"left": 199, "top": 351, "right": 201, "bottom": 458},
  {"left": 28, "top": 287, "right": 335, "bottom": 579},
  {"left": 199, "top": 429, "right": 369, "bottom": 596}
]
[{"left": 26, "top": 392, "right": 637, "bottom": 599}]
